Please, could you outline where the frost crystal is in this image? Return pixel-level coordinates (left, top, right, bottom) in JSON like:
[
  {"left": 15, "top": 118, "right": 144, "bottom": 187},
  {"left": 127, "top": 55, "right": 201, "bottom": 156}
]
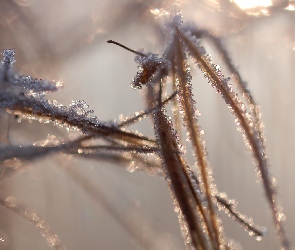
[
  {"left": 13, "top": 75, "right": 62, "bottom": 93},
  {"left": 0, "top": 49, "right": 62, "bottom": 96},
  {"left": 132, "top": 53, "right": 168, "bottom": 89},
  {"left": 1, "top": 49, "right": 16, "bottom": 68},
  {"left": 0, "top": 49, "right": 16, "bottom": 83}
]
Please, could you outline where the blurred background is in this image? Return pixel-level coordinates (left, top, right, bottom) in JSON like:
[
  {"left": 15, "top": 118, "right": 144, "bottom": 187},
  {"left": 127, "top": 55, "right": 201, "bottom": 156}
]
[{"left": 0, "top": 0, "right": 295, "bottom": 249}]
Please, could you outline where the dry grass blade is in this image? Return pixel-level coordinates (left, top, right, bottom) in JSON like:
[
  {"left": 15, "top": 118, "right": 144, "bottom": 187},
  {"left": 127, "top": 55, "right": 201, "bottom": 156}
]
[
  {"left": 118, "top": 91, "right": 177, "bottom": 128},
  {"left": 0, "top": 133, "right": 159, "bottom": 180},
  {"left": 173, "top": 30, "right": 223, "bottom": 249},
  {"left": 191, "top": 29, "right": 264, "bottom": 140},
  {"left": 153, "top": 105, "right": 211, "bottom": 250},
  {"left": 74, "top": 150, "right": 162, "bottom": 176},
  {"left": 0, "top": 91, "right": 156, "bottom": 146},
  {"left": 171, "top": 63, "right": 183, "bottom": 142},
  {"left": 215, "top": 193, "right": 266, "bottom": 239},
  {"left": 179, "top": 29, "right": 289, "bottom": 249}
]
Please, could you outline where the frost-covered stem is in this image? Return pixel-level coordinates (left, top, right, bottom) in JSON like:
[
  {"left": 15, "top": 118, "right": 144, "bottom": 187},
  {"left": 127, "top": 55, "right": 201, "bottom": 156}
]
[
  {"left": 210, "top": 38, "right": 266, "bottom": 156},
  {"left": 171, "top": 63, "right": 183, "bottom": 142},
  {"left": 153, "top": 106, "right": 211, "bottom": 250},
  {"left": 83, "top": 136, "right": 163, "bottom": 175},
  {"left": 118, "top": 90, "right": 177, "bottom": 128},
  {"left": 215, "top": 194, "right": 266, "bottom": 238},
  {"left": 0, "top": 144, "right": 158, "bottom": 162},
  {"left": 174, "top": 30, "right": 223, "bottom": 249},
  {"left": 179, "top": 30, "right": 289, "bottom": 249},
  {"left": 73, "top": 150, "right": 162, "bottom": 176},
  {"left": 0, "top": 49, "right": 15, "bottom": 82},
  {"left": 189, "top": 172, "right": 266, "bottom": 240},
  {"left": 197, "top": 31, "right": 263, "bottom": 138},
  {"left": 0, "top": 91, "right": 156, "bottom": 146},
  {"left": 182, "top": 28, "right": 261, "bottom": 130}
]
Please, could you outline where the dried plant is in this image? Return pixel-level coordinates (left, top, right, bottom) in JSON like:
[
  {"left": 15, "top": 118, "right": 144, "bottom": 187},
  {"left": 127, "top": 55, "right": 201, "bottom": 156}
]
[{"left": 0, "top": 1, "right": 292, "bottom": 250}]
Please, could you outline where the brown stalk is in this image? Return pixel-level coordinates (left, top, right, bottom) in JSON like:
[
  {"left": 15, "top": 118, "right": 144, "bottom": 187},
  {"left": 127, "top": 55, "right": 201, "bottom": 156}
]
[
  {"left": 215, "top": 194, "right": 266, "bottom": 238},
  {"left": 107, "top": 40, "right": 146, "bottom": 57},
  {"left": 196, "top": 30, "right": 263, "bottom": 139},
  {"left": 118, "top": 90, "right": 177, "bottom": 128},
  {"left": 171, "top": 63, "right": 183, "bottom": 142},
  {"left": 1, "top": 91, "right": 156, "bottom": 147},
  {"left": 174, "top": 30, "right": 222, "bottom": 249},
  {"left": 153, "top": 106, "right": 210, "bottom": 250},
  {"left": 179, "top": 30, "right": 289, "bottom": 249}
]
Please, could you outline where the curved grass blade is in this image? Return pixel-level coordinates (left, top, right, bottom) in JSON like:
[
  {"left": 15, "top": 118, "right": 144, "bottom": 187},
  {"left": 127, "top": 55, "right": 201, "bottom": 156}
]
[
  {"left": 173, "top": 29, "right": 223, "bottom": 249},
  {"left": 187, "top": 29, "right": 264, "bottom": 143},
  {"left": 0, "top": 91, "right": 156, "bottom": 147},
  {"left": 215, "top": 193, "right": 267, "bottom": 240},
  {"left": 153, "top": 105, "right": 213, "bottom": 250},
  {"left": 179, "top": 29, "right": 289, "bottom": 249},
  {"left": 118, "top": 91, "right": 177, "bottom": 128}
]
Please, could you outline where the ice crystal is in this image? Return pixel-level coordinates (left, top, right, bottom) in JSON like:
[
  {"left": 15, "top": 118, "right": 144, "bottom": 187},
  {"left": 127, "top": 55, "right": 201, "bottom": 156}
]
[
  {"left": 13, "top": 75, "right": 62, "bottom": 94},
  {"left": 1, "top": 49, "right": 16, "bottom": 70},
  {"left": 132, "top": 53, "right": 168, "bottom": 89},
  {"left": 0, "top": 50, "right": 62, "bottom": 96}
]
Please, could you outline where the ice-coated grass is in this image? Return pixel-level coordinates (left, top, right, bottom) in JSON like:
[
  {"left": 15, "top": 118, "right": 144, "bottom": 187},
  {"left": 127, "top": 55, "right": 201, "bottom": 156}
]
[{"left": 0, "top": 2, "right": 290, "bottom": 250}]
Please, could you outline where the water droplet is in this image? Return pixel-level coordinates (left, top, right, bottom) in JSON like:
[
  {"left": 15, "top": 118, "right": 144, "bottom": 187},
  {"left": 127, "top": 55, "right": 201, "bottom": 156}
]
[{"left": 131, "top": 53, "right": 168, "bottom": 89}]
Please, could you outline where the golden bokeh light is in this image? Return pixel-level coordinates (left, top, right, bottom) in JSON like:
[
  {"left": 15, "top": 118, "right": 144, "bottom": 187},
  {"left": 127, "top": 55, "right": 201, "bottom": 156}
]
[{"left": 232, "top": 0, "right": 272, "bottom": 9}]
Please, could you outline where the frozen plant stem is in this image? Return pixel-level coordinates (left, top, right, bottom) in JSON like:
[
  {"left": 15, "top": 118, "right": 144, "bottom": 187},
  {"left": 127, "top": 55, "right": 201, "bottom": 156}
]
[
  {"left": 178, "top": 29, "right": 289, "bottom": 249},
  {"left": 173, "top": 29, "right": 223, "bottom": 249},
  {"left": 107, "top": 28, "right": 287, "bottom": 248},
  {"left": 153, "top": 105, "right": 209, "bottom": 250}
]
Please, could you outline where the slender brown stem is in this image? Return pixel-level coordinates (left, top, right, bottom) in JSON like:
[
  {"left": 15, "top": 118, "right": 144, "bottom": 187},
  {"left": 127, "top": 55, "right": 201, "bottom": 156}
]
[
  {"left": 179, "top": 29, "right": 289, "bottom": 249},
  {"left": 174, "top": 29, "right": 222, "bottom": 249},
  {"left": 153, "top": 107, "right": 210, "bottom": 250},
  {"left": 107, "top": 40, "right": 146, "bottom": 57},
  {"left": 118, "top": 91, "right": 177, "bottom": 128}
]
